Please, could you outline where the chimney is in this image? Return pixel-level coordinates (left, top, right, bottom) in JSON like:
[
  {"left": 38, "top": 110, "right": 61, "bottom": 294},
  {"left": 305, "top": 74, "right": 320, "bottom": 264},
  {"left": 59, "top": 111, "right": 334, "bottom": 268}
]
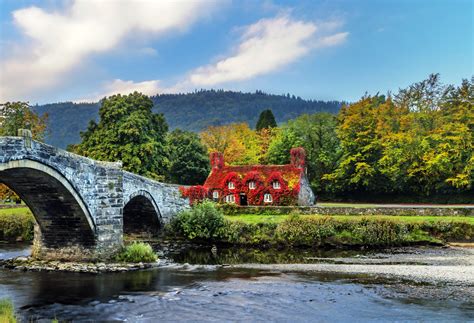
[
  {"left": 290, "top": 147, "right": 306, "bottom": 169},
  {"left": 210, "top": 151, "right": 224, "bottom": 170}
]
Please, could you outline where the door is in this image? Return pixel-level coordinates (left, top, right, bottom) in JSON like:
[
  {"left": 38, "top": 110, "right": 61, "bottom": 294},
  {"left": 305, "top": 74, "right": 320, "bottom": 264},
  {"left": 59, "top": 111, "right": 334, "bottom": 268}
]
[{"left": 239, "top": 194, "right": 248, "bottom": 206}]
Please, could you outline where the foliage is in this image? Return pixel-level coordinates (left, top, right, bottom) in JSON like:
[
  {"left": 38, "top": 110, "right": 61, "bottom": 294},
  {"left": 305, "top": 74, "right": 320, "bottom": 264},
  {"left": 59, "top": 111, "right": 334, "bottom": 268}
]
[
  {"left": 0, "top": 209, "right": 34, "bottom": 241},
  {"left": 256, "top": 109, "right": 277, "bottom": 131},
  {"left": 324, "top": 75, "right": 473, "bottom": 196},
  {"left": 170, "top": 201, "right": 226, "bottom": 240},
  {"left": 0, "top": 185, "right": 20, "bottom": 204},
  {"left": 179, "top": 185, "right": 209, "bottom": 205},
  {"left": 200, "top": 123, "right": 262, "bottom": 165},
  {"left": 73, "top": 92, "right": 169, "bottom": 180},
  {"left": 167, "top": 129, "right": 210, "bottom": 185},
  {"left": 267, "top": 113, "right": 341, "bottom": 194},
  {"left": 0, "top": 101, "right": 48, "bottom": 141},
  {"left": 0, "top": 299, "right": 16, "bottom": 323},
  {"left": 208, "top": 215, "right": 473, "bottom": 247},
  {"left": 34, "top": 90, "right": 342, "bottom": 149},
  {"left": 115, "top": 242, "right": 157, "bottom": 263}
]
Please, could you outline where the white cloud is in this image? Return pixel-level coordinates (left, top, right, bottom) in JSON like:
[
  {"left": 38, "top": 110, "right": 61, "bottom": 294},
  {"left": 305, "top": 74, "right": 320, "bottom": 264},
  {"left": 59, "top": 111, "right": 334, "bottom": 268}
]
[
  {"left": 76, "top": 79, "right": 163, "bottom": 102},
  {"left": 0, "top": 0, "right": 220, "bottom": 102},
  {"left": 70, "top": 14, "right": 349, "bottom": 101},
  {"left": 184, "top": 15, "right": 348, "bottom": 87}
]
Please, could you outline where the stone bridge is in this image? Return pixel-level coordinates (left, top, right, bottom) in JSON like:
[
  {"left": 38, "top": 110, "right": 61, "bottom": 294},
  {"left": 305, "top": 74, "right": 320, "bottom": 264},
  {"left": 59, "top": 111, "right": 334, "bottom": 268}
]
[{"left": 0, "top": 136, "right": 189, "bottom": 260}]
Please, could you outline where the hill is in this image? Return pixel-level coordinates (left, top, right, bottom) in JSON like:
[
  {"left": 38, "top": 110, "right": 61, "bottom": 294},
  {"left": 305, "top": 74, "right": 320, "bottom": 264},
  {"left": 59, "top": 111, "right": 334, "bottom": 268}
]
[{"left": 33, "top": 90, "right": 343, "bottom": 149}]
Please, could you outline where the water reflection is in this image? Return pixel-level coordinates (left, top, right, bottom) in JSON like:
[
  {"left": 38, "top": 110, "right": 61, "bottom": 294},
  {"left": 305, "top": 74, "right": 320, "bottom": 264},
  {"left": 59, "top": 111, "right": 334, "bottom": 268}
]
[{"left": 169, "top": 245, "right": 366, "bottom": 265}]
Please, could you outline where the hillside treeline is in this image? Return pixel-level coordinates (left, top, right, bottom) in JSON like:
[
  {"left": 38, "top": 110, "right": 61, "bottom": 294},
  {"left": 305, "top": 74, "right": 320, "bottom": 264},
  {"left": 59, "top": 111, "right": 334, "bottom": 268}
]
[{"left": 33, "top": 90, "right": 342, "bottom": 149}]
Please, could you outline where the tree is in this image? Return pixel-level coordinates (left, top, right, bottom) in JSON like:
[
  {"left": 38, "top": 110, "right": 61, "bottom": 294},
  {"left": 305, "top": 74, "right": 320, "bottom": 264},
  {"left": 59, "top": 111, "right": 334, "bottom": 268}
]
[
  {"left": 200, "top": 123, "right": 261, "bottom": 165},
  {"left": 73, "top": 92, "right": 169, "bottom": 180},
  {"left": 267, "top": 113, "right": 341, "bottom": 193},
  {"left": 0, "top": 101, "right": 48, "bottom": 202},
  {"left": 0, "top": 101, "right": 48, "bottom": 141},
  {"left": 167, "top": 129, "right": 210, "bottom": 185},
  {"left": 323, "top": 96, "right": 386, "bottom": 193},
  {"left": 256, "top": 109, "right": 277, "bottom": 131}
]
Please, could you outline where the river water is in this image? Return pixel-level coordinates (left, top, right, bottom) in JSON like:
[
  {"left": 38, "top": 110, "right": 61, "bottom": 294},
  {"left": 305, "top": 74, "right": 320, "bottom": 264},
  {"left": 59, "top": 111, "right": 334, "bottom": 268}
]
[{"left": 0, "top": 243, "right": 472, "bottom": 322}]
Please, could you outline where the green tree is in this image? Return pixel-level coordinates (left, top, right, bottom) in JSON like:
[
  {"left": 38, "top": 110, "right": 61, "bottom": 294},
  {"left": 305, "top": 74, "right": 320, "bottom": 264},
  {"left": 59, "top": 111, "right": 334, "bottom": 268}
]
[
  {"left": 323, "top": 96, "right": 386, "bottom": 193},
  {"left": 256, "top": 109, "right": 277, "bottom": 131},
  {"left": 0, "top": 101, "right": 48, "bottom": 141},
  {"left": 267, "top": 113, "right": 341, "bottom": 193},
  {"left": 167, "top": 129, "right": 210, "bottom": 185},
  {"left": 74, "top": 92, "right": 169, "bottom": 180}
]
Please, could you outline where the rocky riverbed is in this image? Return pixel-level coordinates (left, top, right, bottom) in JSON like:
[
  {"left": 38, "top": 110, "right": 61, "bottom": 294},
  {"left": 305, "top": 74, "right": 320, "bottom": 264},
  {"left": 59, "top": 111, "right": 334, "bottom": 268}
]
[
  {"left": 0, "top": 257, "right": 161, "bottom": 273},
  {"left": 230, "top": 246, "right": 474, "bottom": 285}
]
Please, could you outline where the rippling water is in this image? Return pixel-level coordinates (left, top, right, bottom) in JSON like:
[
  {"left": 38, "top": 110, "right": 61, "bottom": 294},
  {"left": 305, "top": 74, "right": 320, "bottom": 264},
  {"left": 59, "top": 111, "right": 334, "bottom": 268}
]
[{"left": 0, "top": 243, "right": 472, "bottom": 322}]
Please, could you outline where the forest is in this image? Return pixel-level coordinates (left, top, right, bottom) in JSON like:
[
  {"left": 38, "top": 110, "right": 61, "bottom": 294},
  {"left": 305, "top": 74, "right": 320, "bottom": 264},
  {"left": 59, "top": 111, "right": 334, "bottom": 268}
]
[
  {"left": 3, "top": 74, "right": 473, "bottom": 203},
  {"left": 33, "top": 90, "right": 342, "bottom": 149}
]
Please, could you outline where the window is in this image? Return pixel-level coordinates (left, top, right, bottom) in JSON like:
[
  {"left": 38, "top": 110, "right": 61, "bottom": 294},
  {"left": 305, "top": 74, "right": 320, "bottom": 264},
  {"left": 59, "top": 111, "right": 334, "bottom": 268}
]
[
  {"left": 248, "top": 181, "right": 256, "bottom": 190},
  {"left": 228, "top": 182, "right": 235, "bottom": 190},
  {"left": 272, "top": 181, "right": 281, "bottom": 189},
  {"left": 264, "top": 193, "right": 273, "bottom": 203},
  {"left": 213, "top": 191, "right": 219, "bottom": 199},
  {"left": 225, "top": 195, "right": 235, "bottom": 203}
]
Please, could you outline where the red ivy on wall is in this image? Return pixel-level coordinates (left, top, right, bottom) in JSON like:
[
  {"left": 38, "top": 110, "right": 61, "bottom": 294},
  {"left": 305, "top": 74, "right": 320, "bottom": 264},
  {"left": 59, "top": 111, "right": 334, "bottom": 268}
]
[
  {"left": 265, "top": 171, "right": 298, "bottom": 205},
  {"left": 242, "top": 171, "right": 266, "bottom": 205},
  {"left": 179, "top": 185, "right": 208, "bottom": 205}
]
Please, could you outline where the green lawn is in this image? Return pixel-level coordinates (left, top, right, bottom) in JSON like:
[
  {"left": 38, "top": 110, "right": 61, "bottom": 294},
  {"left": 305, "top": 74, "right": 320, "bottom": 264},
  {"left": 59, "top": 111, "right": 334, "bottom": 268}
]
[
  {"left": 0, "top": 207, "right": 30, "bottom": 216},
  {"left": 226, "top": 214, "right": 474, "bottom": 225}
]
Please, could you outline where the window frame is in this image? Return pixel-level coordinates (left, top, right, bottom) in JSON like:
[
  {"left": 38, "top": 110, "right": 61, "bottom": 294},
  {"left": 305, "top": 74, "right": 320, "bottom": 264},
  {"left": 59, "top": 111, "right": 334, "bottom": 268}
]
[
  {"left": 225, "top": 194, "right": 235, "bottom": 203},
  {"left": 264, "top": 193, "right": 273, "bottom": 203},
  {"left": 248, "top": 181, "right": 256, "bottom": 190},
  {"left": 228, "top": 182, "right": 235, "bottom": 190},
  {"left": 272, "top": 181, "right": 281, "bottom": 189}
]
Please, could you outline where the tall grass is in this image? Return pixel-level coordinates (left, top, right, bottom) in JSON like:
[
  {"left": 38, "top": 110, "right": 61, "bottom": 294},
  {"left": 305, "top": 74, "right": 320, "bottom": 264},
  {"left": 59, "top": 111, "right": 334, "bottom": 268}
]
[
  {"left": 115, "top": 242, "right": 158, "bottom": 263},
  {"left": 0, "top": 299, "right": 17, "bottom": 323}
]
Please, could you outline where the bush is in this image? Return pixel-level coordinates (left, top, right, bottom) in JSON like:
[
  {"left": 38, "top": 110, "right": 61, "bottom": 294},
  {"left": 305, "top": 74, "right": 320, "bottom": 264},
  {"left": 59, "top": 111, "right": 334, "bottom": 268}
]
[
  {"left": 0, "top": 211, "right": 34, "bottom": 241},
  {"left": 0, "top": 299, "right": 16, "bottom": 323},
  {"left": 170, "top": 201, "right": 226, "bottom": 240},
  {"left": 115, "top": 242, "right": 157, "bottom": 263}
]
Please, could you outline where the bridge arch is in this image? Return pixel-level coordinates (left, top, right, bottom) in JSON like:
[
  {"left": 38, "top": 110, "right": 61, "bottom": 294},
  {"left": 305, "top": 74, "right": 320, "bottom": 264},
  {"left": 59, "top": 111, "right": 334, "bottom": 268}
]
[
  {"left": 0, "top": 159, "right": 96, "bottom": 253},
  {"left": 123, "top": 190, "right": 162, "bottom": 236}
]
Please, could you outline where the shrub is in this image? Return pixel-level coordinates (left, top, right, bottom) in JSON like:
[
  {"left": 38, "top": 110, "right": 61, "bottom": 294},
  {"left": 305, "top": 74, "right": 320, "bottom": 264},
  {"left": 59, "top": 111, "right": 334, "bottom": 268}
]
[
  {"left": 275, "top": 216, "right": 336, "bottom": 246},
  {"left": 0, "top": 211, "right": 34, "bottom": 241},
  {"left": 115, "top": 242, "right": 157, "bottom": 263},
  {"left": 170, "top": 201, "right": 226, "bottom": 240},
  {"left": 0, "top": 299, "right": 16, "bottom": 323}
]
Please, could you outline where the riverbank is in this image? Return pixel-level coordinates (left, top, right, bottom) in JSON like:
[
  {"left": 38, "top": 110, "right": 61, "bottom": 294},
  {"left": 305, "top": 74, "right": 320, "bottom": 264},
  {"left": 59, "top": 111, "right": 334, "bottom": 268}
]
[{"left": 229, "top": 246, "right": 474, "bottom": 285}]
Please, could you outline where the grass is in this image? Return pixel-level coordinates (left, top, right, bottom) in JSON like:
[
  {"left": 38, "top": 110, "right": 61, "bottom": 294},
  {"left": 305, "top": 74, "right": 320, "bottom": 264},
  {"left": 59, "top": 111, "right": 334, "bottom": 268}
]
[
  {"left": 115, "top": 242, "right": 158, "bottom": 263},
  {"left": 226, "top": 214, "right": 474, "bottom": 225},
  {"left": 0, "top": 299, "right": 16, "bottom": 323},
  {"left": 0, "top": 207, "right": 30, "bottom": 216}
]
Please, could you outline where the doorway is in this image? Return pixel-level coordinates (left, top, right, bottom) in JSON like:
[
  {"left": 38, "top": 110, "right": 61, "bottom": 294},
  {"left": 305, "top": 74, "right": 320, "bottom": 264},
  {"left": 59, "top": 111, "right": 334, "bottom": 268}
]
[{"left": 239, "top": 194, "right": 248, "bottom": 206}]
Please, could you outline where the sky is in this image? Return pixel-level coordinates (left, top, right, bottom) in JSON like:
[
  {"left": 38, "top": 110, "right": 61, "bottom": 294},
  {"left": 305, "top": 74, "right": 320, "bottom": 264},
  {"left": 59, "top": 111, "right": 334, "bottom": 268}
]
[{"left": 0, "top": 0, "right": 472, "bottom": 104}]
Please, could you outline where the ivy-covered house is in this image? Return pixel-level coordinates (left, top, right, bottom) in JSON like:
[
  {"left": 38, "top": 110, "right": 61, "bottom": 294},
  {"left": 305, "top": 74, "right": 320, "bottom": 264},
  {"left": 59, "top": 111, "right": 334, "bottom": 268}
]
[{"left": 200, "top": 147, "right": 315, "bottom": 206}]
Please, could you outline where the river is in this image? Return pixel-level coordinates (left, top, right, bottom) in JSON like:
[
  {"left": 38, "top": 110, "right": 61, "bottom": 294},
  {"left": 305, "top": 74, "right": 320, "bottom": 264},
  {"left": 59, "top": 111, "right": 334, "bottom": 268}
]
[{"left": 0, "top": 243, "right": 473, "bottom": 322}]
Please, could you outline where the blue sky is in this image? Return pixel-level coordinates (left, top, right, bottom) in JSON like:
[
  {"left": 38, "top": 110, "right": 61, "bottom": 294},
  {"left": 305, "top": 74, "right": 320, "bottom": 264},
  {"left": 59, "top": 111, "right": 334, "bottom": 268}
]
[{"left": 0, "top": 0, "right": 472, "bottom": 104}]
